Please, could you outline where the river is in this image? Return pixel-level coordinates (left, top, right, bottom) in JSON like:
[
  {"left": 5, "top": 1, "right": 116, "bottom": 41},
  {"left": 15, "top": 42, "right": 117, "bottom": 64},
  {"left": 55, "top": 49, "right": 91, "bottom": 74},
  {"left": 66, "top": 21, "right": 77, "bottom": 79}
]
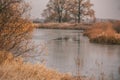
[{"left": 30, "top": 29, "right": 120, "bottom": 80}]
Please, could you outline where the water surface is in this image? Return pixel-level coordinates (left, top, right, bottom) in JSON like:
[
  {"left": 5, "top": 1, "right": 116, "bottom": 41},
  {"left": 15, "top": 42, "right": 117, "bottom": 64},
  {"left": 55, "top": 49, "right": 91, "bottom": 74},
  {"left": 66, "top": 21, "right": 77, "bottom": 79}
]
[{"left": 31, "top": 29, "right": 120, "bottom": 80}]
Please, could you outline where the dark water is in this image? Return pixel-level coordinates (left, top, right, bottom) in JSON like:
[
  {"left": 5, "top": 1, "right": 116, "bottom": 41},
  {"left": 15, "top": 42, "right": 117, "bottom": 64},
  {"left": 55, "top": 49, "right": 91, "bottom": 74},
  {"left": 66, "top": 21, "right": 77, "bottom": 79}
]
[{"left": 31, "top": 29, "right": 120, "bottom": 80}]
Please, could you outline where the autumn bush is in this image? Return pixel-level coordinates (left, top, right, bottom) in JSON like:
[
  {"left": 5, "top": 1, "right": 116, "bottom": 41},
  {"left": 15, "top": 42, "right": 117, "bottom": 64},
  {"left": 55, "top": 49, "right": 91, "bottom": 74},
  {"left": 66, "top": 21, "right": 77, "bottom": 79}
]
[
  {"left": 84, "top": 22, "right": 120, "bottom": 44},
  {"left": 0, "top": 0, "right": 35, "bottom": 56}
]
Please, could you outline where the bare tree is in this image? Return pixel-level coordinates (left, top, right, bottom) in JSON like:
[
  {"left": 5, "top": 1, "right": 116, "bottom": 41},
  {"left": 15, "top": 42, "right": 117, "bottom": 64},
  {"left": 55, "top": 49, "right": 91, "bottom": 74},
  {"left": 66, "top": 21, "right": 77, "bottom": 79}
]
[
  {"left": 42, "top": 0, "right": 66, "bottom": 23},
  {"left": 42, "top": 0, "right": 95, "bottom": 23},
  {"left": 67, "top": 0, "right": 95, "bottom": 23},
  {"left": 0, "top": 0, "right": 35, "bottom": 56}
]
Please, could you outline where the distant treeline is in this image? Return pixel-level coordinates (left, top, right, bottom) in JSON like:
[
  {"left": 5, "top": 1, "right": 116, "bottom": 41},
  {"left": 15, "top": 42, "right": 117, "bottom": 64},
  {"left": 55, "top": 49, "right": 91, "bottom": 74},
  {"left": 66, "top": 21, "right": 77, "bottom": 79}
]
[{"left": 42, "top": 0, "right": 95, "bottom": 23}]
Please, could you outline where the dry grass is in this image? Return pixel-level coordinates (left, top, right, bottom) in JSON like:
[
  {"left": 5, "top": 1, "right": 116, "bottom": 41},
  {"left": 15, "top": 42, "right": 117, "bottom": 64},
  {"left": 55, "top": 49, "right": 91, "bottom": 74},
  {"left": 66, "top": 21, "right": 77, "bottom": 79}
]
[
  {"left": 0, "top": 51, "right": 93, "bottom": 80},
  {"left": 84, "top": 22, "right": 120, "bottom": 44},
  {"left": 0, "top": 51, "right": 95, "bottom": 80},
  {"left": 36, "top": 22, "right": 90, "bottom": 30},
  {"left": 0, "top": 51, "right": 74, "bottom": 80},
  {"left": 112, "top": 21, "right": 120, "bottom": 33}
]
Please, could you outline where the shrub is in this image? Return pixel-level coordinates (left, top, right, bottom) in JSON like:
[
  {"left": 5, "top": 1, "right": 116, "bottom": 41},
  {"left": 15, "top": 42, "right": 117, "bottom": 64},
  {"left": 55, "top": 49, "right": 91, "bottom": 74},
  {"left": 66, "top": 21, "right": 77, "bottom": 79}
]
[{"left": 0, "top": 0, "right": 35, "bottom": 56}]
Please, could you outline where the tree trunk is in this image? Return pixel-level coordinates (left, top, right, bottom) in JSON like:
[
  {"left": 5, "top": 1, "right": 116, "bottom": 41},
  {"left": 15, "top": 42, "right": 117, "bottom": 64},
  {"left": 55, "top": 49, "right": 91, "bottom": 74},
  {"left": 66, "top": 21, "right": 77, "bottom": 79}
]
[
  {"left": 59, "top": 15, "right": 62, "bottom": 23},
  {"left": 78, "top": 0, "right": 81, "bottom": 23},
  {"left": 57, "top": 6, "right": 62, "bottom": 23}
]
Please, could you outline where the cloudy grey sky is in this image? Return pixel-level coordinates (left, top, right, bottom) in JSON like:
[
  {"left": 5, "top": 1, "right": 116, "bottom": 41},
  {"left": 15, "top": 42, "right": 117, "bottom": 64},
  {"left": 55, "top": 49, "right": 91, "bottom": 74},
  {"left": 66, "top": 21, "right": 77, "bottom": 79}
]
[{"left": 26, "top": 0, "right": 120, "bottom": 20}]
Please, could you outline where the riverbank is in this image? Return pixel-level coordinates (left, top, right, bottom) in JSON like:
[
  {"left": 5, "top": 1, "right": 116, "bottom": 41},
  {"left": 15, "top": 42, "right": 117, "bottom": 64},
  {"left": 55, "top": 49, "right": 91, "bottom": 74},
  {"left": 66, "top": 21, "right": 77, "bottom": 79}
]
[
  {"left": 0, "top": 51, "right": 90, "bottom": 80},
  {"left": 36, "top": 22, "right": 92, "bottom": 30},
  {"left": 36, "top": 21, "right": 120, "bottom": 45},
  {"left": 84, "top": 21, "right": 120, "bottom": 45}
]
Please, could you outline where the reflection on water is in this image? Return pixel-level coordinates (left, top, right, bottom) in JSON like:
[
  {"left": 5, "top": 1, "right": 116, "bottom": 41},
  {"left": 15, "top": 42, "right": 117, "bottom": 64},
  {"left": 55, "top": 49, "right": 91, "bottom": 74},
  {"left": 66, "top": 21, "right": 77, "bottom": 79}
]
[
  {"left": 32, "top": 29, "right": 120, "bottom": 80},
  {"left": 118, "top": 67, "right": 120, "bottom": 74}
]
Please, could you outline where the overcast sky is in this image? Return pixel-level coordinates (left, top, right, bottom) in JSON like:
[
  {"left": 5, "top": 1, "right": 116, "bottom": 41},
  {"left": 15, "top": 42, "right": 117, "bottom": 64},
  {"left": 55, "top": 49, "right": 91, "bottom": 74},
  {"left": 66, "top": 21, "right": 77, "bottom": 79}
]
[{"left": 26, "top": 0, "right": 120, "bottom": 20}]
